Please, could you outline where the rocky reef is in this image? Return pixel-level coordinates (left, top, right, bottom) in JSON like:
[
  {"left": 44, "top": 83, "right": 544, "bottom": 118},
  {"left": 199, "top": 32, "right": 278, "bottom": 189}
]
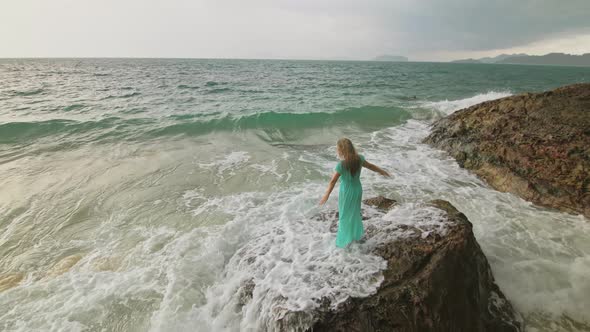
[
  {"left": 424, "top": 83, "right": 590, "bottom": 218},
  {"left": 238, "top": 197, "right": 523, "bottom": 331}
]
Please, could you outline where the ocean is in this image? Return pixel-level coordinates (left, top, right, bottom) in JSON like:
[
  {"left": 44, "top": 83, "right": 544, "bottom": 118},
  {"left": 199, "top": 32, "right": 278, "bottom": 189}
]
[{"left": 0, "top": 59, "right": 589, "bottom": 331}]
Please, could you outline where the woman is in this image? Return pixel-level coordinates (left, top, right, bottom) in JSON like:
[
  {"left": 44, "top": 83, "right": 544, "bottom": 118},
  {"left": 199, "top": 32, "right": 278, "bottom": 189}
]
[{"left": 319, "top": 138, "right": 390, "bottom": 248}]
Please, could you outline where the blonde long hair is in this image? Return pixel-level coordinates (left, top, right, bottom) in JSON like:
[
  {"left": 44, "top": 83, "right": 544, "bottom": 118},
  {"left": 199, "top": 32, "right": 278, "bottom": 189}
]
[{"left": 337, "top": 138, "right": 361, "bottom": 175}]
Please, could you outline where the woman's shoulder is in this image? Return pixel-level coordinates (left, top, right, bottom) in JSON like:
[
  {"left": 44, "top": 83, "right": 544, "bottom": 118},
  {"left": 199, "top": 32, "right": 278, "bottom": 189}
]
[{"left": 359, "top": 154, "right": 365, "bottom": 162}]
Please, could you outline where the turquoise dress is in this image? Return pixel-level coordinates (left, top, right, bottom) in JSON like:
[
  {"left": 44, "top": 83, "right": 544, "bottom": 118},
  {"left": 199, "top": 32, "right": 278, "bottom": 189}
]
[{"left": 334, "top": 155, "right": 365, "bottom": 248}]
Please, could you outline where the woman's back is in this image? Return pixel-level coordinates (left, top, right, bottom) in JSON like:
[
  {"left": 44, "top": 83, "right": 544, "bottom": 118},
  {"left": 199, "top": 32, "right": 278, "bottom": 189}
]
[{"left": 336, "top": 155, "right": 365, "bottom": 185}]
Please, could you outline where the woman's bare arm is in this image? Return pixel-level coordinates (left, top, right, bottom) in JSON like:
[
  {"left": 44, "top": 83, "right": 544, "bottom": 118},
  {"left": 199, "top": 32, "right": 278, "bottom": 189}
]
[
  {"left": 319, "top": 172, "right": 340, "bottom": 205},
  {"left": 362, "top": 160, "right": 391, "bottom": 177}
]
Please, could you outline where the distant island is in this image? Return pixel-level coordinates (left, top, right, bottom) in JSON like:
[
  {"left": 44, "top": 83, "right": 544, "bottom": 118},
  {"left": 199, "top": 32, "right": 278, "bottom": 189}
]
[
  {"left": 451, "top": 53, "right": 590, "bottom": 67},
  {"left": 373, "top": 55, "right": 408, "bottom": 62}
]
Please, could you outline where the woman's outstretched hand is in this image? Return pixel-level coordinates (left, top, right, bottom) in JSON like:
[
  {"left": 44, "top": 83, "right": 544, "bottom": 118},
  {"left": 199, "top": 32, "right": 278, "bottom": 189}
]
[
  {"left": 363, "top": 160, "right": 391, "bottom": 178},
  {"left": 319, "top": 172, "right": 340, "bottom": 206}
]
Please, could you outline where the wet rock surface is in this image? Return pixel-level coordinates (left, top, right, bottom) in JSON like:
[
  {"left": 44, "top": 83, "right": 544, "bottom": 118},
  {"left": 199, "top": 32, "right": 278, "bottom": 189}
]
[
  {"left": 424, "top": 83, "right": 590, "bottom": 218},
  {"left": 308, "top": 198, "right": 522, "bottom": 332}
]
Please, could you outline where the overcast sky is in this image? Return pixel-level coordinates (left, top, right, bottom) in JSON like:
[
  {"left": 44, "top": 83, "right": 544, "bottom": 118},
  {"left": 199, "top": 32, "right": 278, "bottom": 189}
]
[{"left": 1, "top": 0, "right": 590, "bottom": 61}]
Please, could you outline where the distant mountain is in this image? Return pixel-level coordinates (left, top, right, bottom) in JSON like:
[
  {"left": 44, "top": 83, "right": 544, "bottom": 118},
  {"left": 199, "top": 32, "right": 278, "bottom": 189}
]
[
  {"left": 478, "top": 53, "right": 528, "bottom": 63},
  {"left": 497, "top": 53, "right": 590, "bottom": 66},
  {"left": 451, "top": 53, "right": 527, "bottom": 64},
  {"left": 451, "top": 53, "right": 590, "bottom": 67},
  {"left": 373, "top": 55, "right": 408, "bottom": 62}
]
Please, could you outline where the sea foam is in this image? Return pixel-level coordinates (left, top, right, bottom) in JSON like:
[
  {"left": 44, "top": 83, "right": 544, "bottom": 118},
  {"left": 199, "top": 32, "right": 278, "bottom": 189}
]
[{"left": 421, "top": 91, "right": 512, "bottom": 115}]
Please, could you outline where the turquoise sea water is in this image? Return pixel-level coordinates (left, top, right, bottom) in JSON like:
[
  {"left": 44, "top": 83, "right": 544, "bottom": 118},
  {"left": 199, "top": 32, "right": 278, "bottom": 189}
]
[{"left": 1, "top": 59, "right": 589, "bottom": 331}]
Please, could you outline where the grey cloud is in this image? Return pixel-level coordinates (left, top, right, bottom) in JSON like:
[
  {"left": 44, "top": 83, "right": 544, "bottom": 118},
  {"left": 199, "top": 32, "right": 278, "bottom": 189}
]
[
  {"left": 385, "top": 0, "right": 590, "bottom": 52},
  {"left": 1, "top": 0, "right": 589, "bottom": 59},
  {"left": 265, "top": 0, "right": 590, "bottom": 52}
]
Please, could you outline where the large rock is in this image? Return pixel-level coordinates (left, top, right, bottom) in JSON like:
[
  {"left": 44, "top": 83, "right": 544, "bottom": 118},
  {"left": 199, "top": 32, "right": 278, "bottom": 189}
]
[
  {"left": 306, "top": 198, "right": 522, "bottom": 332},
  {"left": 424, "top": 83, "right": 590, "bottom": 218}
]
